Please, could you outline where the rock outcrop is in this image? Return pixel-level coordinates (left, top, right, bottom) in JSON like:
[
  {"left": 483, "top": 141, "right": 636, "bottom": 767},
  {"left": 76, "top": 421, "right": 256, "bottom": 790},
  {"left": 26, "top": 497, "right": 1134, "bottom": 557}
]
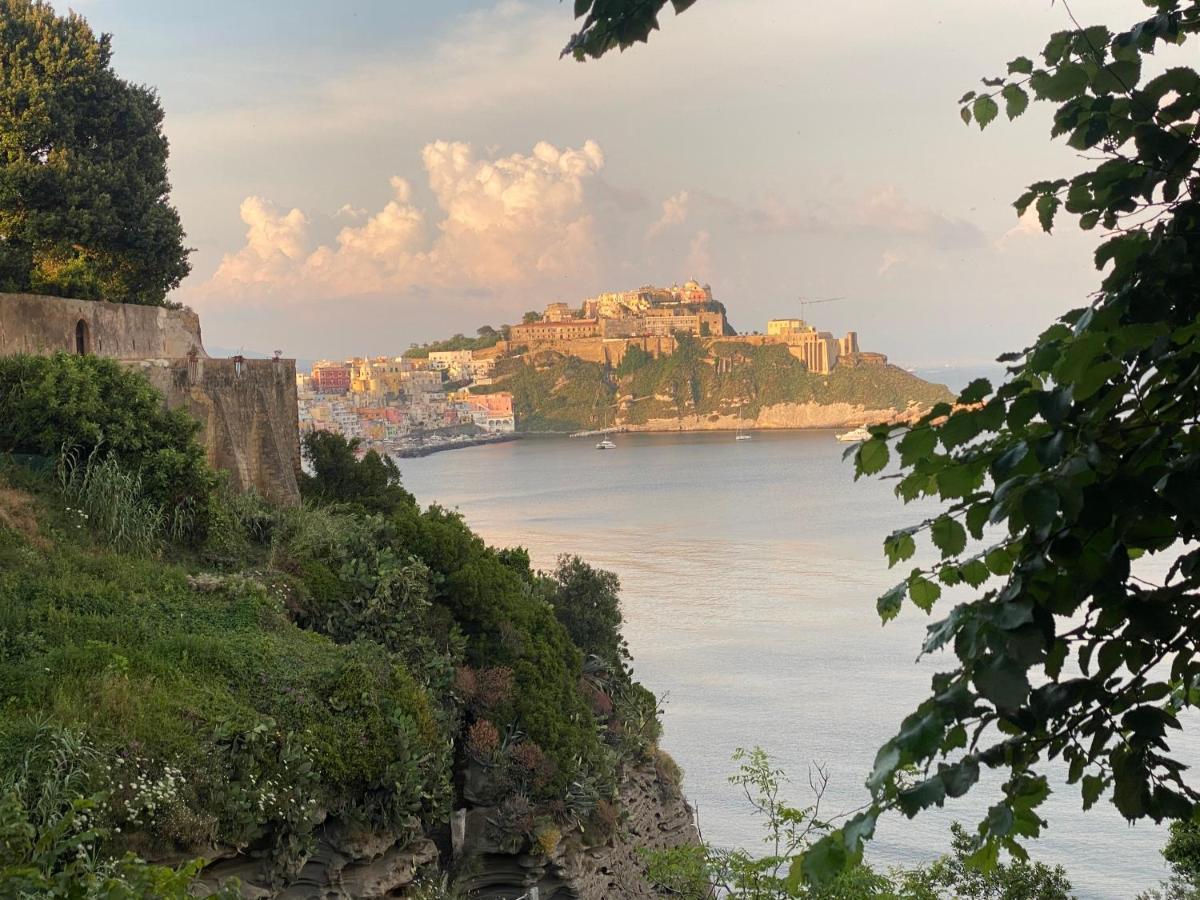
[
  {"left": 198, "top": 820, "right": 439, "bottom": 899},
  {"left": 631, "top": 399, "right": 930, "bottom": 433},
  {"left": 457, "top": 763, "right": 696, "bottom": 900}
]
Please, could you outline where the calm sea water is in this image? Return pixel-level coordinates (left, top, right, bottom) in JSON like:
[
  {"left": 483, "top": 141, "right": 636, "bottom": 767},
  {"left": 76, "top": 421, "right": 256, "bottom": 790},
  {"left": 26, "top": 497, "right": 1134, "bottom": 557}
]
[{"left": 399, "top": 421, "right": 1182, "bottom": 898}]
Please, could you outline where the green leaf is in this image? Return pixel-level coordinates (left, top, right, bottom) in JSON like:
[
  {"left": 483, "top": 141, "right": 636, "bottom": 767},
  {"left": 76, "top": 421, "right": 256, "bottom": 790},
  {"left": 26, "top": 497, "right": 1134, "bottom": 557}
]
[
  {"left": 877, "top": 583, "right": 906, "bottom": 623},
  {"left": 884, "top": 530, "right": 917, "bottom": 567},
  {"left": 931, "top": 515, "right": 968, "bottom": 558},
  {"left": 1008, "top": 56, "right": 1034, "bottom": 75},
  {"left": 973, "top": 95, "right": 999, "bottom": 129},
  {"left": 868, "top": 743, "right": 902, "bottom": 793},
  {"left": 1092, "top": 58, "right": 1141, "bottom": 94},
  {"left": 975, "top": 656, "right": 1031, "bottom": 709},
  {"left": 1002, "top": 84, "right": 1029, "bottom": 119},
  {"left": 898, "top": 427, "right": 937, "bottom": 465},
  {"left": 908, "top": 573, "right": 942, "bottom": 612},
  {"left": 856, "top": 437, "right": 890, "bottom": 478},
  {"left": 958, "top": 378, "right": 993, "bottom": 405},
  {"left": 984, "top": 547, "right": 1014, "bottom": 575},
  {"left": 960, "top": 105, "right": 972, "bottom": 126},
  {"left": 942, "top": 757, "right": 981, "bottom": 798},
  {"left": 1022, "top": 485, "right": 1060, "bottom": 530},
  {"left": 1036, "top": 193, "right": 1060, "bottom": 232},
  {"left": 961, "top": 559, "right": 991, "bottom": 587}
]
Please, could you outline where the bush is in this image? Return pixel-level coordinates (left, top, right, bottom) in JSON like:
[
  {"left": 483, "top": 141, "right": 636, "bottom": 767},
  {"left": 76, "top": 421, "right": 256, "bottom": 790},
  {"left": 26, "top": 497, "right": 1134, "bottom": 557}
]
[
  {"left": 548, "top": 554, "right": 628, "bottom": 668},
  {"left": 0, "top": 353, "right": 215, "bottom": 538},
  {"left": 299, "top": 431, "right": 416, "bottom": 516}
]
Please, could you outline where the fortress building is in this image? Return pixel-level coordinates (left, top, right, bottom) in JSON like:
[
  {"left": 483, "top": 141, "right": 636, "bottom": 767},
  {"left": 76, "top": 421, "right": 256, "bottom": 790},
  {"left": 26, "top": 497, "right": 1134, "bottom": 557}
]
[{"left": 0, "top": 292, "right": 302, "bottom": 505}]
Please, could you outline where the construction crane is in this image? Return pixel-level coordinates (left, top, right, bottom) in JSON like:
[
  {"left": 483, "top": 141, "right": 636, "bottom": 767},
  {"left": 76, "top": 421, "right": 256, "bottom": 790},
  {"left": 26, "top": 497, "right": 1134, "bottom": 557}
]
[{"left": 798, "top": 296, "right": 846, "bottom": 321}]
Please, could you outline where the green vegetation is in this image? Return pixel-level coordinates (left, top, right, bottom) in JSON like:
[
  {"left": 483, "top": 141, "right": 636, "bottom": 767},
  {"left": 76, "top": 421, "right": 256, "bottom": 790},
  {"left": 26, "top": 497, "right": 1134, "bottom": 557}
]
[
  {"left": 0, "top": 355, "right": 661, "bottom": 895},
  {"left": 0, "top": 0, "right": 190, "bottom": 305},
  {"left": 644, "top": 748, "right": 1074, "bottom": 899},
  {"left": 298, "top": 430, "right": 415, "bottom": 515},
  {"left": 1138, "top": 822, "right": 1200, "bottom": 899},
  {"left": 621, "top": 339, "right": 950, "bottom": 425},
  {"left": 403, "top": 326, "right": 501, "bottom": 358},
  {"left": 477, "top": 352, "right": 615, "bottom": 431},
  {"left": 478, "top": 342, "right": 949, "bottom": 433},
  {"left": 570, "top": 0, "right": 1200, "bottom": 889},
  {"left": 0, "top": 353, "right": 217, "bottom": 539}
]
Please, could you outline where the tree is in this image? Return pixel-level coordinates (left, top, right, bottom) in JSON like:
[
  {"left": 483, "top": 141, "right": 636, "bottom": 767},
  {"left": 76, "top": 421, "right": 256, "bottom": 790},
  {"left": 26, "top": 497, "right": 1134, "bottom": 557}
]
[
  {"left": 567, "top": 0, "right": 1200, "bottom": 887},
  {"left": 299, "top": 431, "right": 415, "bottom": 516},
  {"left": 522, "top": 310, "right": 541, "bottom": 324},
  {"left": 0, "top": 0, "right": 190, "bottom": 305},
  {"left": 548, "top": 554, "right": 628, "bottom": 668}
]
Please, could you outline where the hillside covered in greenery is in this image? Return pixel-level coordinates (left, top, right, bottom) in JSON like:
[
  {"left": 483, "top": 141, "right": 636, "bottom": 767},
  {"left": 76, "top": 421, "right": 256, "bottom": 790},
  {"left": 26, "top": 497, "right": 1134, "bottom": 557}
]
[
  {"left": 477, "top": 338, "right": 953, "bottom": 432},
  {"left": 0, "top": 353, "right": 671, "bottom": 896}
]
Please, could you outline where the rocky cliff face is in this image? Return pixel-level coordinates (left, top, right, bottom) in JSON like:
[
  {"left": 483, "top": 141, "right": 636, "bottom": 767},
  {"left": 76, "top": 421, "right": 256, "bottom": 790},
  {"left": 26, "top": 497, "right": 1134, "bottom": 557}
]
[
  {"left": 457, "top": 763, "right": 696, "bottom": 900},
  {"left": 630, "top": 399, "right": 929, "bottom": 432},
  {"left": 196, "top": 763, "right": 694, "bottom": 899}
]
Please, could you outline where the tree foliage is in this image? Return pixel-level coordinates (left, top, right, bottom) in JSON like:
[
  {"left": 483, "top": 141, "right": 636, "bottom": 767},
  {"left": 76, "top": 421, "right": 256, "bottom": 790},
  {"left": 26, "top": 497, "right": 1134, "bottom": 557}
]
[
  {"left": 0, "top": 0, "right": 190, "bottom": 305},
  {"left": 800, "top": 0, "right": 1200, "bottom": 885},
  {"left": 563, "top": 0, "right": 699, "bottom": 60},
  {"left": 547, "top": 554, "right": 629, "bottom": 669},
  {"left": 299, "top": 430, "right": 416, "bottom": 516}
]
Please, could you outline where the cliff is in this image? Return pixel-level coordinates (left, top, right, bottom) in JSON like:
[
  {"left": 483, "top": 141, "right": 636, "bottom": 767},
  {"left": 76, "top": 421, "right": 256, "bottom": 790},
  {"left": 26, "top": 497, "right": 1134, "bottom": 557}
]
[
  {"left": 0, "top": 433, "right": 694, "bottom": 898},
  {"left": 478, "top": 342, "right": 953, "bottom": 433}
]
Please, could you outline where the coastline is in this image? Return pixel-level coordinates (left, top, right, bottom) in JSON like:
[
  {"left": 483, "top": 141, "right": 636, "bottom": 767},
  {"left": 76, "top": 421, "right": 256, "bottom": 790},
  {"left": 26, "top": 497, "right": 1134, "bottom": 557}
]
[{"left": 385, "top": 432, "right": 521, "bottom": 458}]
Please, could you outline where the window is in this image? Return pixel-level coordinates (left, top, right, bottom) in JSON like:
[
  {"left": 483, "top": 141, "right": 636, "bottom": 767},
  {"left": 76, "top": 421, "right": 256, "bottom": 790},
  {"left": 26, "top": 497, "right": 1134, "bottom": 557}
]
[{"left": 74, "top": 319, "right": 90, "bottom": 355}]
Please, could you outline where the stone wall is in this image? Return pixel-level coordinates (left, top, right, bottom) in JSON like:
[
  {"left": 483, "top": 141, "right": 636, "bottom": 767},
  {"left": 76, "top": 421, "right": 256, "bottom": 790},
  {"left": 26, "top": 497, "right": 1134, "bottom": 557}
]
[
  {"left": 0, "top": 292, "right": 301, "bottom": 505},
  {"left": 134, "top": 357, "right": 302, "bottom": 504},
  {"left": 0, "top": 292, "right": 204, "bottom": 359}
]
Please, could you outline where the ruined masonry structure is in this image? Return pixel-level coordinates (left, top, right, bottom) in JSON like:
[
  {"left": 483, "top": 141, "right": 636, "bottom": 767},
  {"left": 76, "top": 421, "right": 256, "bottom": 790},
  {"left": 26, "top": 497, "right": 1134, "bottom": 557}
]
[{"left": 0, "top": 292, "right": 301, "bottom": 505}]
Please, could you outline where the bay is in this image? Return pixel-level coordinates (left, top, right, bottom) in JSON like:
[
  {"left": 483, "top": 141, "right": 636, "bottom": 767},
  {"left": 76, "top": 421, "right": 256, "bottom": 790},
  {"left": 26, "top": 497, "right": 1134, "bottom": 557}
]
[{"left": 399, "top": 424, "right": 1180, "bottom": 899}]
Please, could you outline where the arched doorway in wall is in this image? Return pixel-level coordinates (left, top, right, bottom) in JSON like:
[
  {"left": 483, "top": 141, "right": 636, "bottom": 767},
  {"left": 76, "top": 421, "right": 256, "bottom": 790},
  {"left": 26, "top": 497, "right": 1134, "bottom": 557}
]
[{"left": 74, "top": 319, "right": 90, "bottom": 355}]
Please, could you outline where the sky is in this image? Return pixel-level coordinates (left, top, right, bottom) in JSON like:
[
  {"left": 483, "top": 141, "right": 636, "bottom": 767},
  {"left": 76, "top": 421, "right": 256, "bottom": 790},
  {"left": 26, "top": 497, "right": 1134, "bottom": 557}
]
[{"left": 63, "top": 0, "right": 1152, "bottom": 365}]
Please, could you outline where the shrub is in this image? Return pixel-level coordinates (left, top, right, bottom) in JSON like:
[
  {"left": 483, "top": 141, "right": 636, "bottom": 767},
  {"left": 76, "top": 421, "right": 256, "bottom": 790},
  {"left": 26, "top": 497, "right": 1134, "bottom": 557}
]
[
  {"left": 466, "top": 720, "right": 500, "bottom": 762},
  {"left": 0, "top": 353, "right": 215, "bottom": 538},
  {"left": 548, "top": 555, "right": 628, "bottom": 669},
  {"left": 299, "top": 431, "right": 415, "bottom": 516}
]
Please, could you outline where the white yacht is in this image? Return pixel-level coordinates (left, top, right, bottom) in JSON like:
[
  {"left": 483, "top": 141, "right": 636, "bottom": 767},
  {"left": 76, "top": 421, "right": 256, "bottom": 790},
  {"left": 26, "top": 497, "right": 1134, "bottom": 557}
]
[
  {"left": 836, "top": 425, "right": 872, "bottom": 442},
  {"left": 595, "top": 438, "right": 616, "bottom": 450}
]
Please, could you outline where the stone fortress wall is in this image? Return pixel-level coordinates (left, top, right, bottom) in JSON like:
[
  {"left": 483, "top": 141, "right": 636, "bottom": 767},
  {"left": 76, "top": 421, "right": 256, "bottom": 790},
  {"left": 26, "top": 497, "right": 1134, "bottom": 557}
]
[{"left": 0, "top": 292, "right": 301, "bottom": 505}]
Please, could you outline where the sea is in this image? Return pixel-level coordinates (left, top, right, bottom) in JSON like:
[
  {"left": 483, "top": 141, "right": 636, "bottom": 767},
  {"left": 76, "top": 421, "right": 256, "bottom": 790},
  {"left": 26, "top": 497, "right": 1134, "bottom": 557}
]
[{"left": 397, "top": 366, "right": 1184, "bottom": 899}]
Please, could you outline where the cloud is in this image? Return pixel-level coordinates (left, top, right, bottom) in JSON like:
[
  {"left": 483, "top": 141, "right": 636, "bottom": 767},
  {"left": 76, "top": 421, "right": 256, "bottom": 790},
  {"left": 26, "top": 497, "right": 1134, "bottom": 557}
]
[
  {"left": 996, "top": 206, "right": 1047, "bottom": 249},
  {"left": 200, "top": 139, "right": 606, "bottom": 305},
  {"left": 646, "top": 190, "right": 690, "bottom": 239},
  {"left": 877, "top": 250, "right": 904, "bottom": 276},
  {"left": 686, "top": 230, "right": 713, "bottom": 281}
]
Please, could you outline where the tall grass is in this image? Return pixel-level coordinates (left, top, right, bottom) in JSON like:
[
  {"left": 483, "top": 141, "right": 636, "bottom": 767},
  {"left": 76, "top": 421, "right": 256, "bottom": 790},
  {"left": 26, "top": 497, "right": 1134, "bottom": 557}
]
[{"left": 57, "top": 447, "right": 163, "bottom": 555}]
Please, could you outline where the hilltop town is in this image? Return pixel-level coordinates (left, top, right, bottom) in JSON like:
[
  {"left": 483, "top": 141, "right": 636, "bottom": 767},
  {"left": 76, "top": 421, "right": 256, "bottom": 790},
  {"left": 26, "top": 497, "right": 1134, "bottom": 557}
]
[{"left": 297, "top": 279, "right": 946, "bottom": 448}]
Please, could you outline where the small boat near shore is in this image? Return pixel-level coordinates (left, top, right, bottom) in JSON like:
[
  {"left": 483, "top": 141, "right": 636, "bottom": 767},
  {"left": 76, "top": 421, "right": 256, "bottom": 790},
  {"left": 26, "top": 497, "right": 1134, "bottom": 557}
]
[
  {"left": 595, "top": 438, "right": 616, "bottom": 450},
  {"left": 836, "top": 425, "right": 871, "bottom": 442}
]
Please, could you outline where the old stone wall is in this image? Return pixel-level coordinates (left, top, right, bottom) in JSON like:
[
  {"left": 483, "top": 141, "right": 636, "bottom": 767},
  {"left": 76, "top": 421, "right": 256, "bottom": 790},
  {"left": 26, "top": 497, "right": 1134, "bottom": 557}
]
[
  {"left": 134, "top": 358, "right": 301, "bottom": 504},
  {"left": 0, "top": 292, "right": 205, "bottom": 359},
  {"left": 0, "top": 292, "right": 301, "bottom": 505}
]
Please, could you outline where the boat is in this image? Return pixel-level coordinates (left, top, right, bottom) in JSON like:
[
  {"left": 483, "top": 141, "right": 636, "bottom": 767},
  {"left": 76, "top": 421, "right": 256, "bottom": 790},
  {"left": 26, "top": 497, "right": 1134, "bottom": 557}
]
[
  {"left": 735, "top": 430, "right": 752, "bottom": 442},
  {"left": 836, "top": 425, "right": 872, "bottom": 442},
  {"left": 595, "top": 438, "right": 616, "bottom": 450}
]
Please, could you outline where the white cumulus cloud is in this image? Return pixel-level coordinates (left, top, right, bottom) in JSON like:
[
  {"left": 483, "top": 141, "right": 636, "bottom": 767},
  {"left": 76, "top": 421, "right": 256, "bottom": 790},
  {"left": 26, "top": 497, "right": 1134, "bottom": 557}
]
[{"left": 200, "top": 139, "right": 606, "bottom": 305}]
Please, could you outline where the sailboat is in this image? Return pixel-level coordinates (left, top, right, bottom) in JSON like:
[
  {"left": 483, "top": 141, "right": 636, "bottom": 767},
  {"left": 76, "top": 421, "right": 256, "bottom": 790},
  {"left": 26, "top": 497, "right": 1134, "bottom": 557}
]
[
  {"left": 735, "top": 425, "right": 752, "bottom": 442},
  {"left": 596, "top": 396, "right": 616, "bottom": 450}
]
